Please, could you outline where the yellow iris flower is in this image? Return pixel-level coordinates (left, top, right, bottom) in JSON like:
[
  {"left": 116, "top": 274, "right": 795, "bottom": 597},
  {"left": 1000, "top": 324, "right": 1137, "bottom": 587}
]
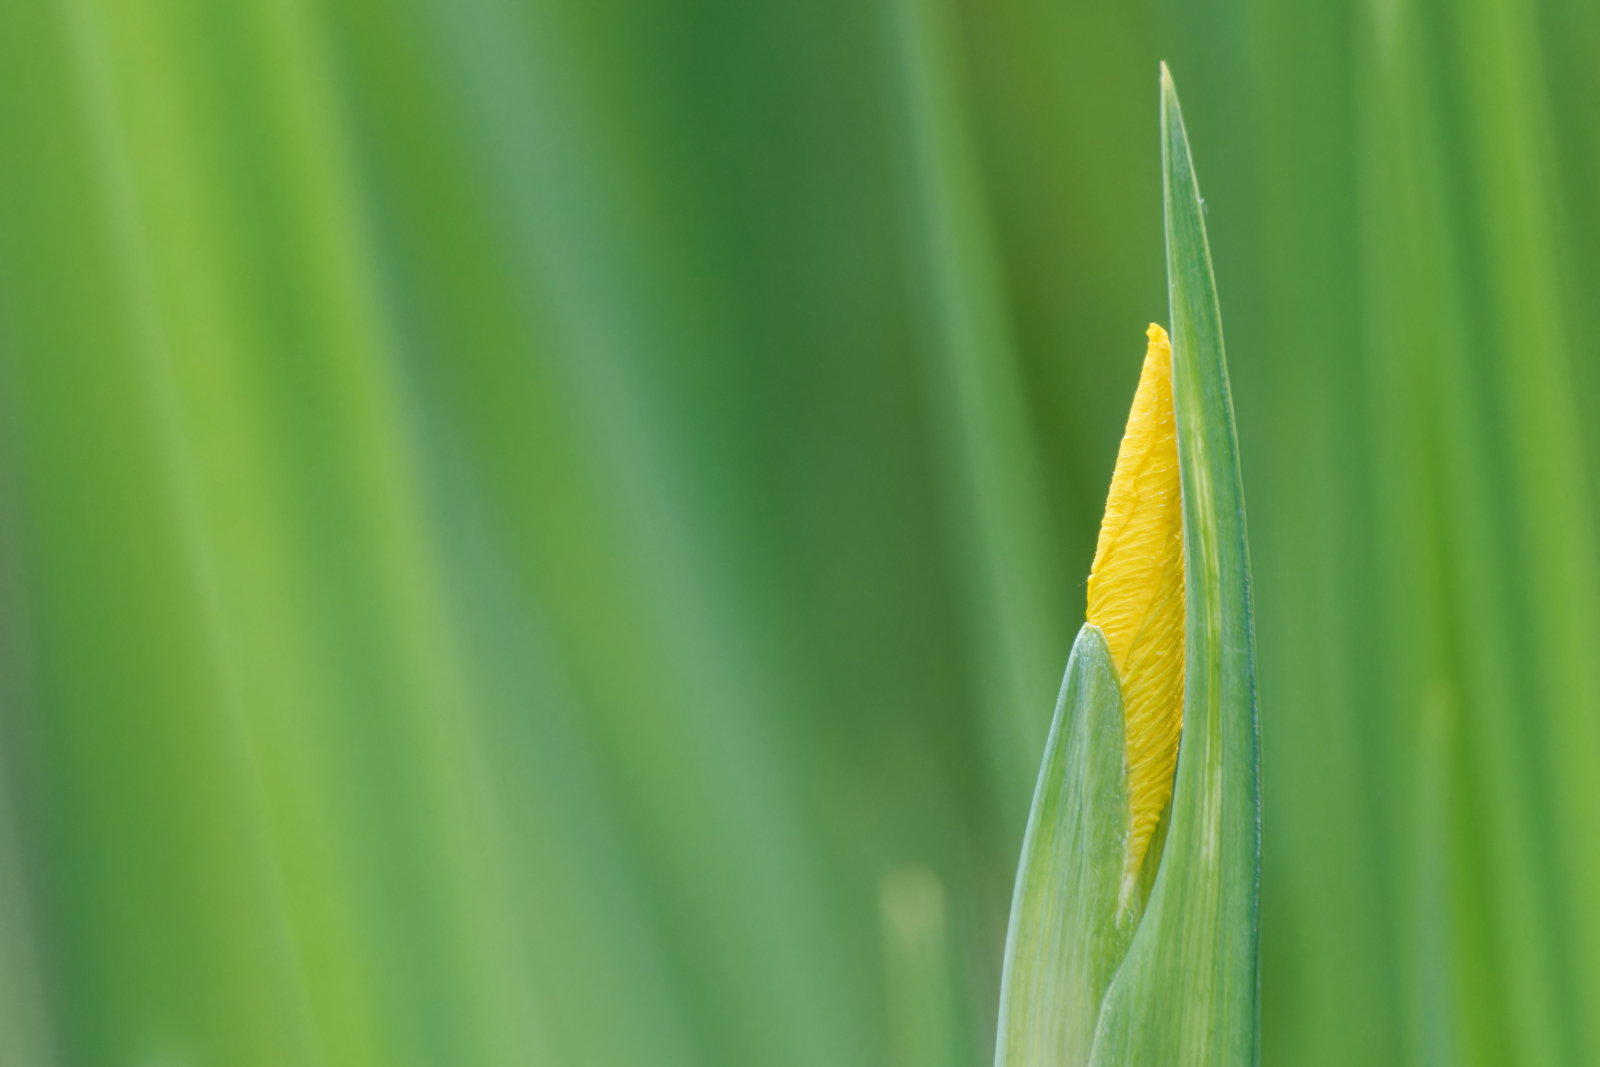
[{"left": 1086, "top": 324, "right": 1185, "bottom": 906}]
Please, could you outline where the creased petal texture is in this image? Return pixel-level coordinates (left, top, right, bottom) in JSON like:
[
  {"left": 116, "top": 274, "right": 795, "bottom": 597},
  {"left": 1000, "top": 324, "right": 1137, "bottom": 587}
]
[{"left": 1086, "top": 323, "right": 1185, "bottom": 900}]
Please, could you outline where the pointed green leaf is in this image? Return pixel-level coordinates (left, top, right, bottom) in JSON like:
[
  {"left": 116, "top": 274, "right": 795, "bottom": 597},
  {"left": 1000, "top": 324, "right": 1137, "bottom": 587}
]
[
  {"left": 993, "top": 65, "right": 1259, "bottom": 1067},
  {"left": 995, "top": 623, "right": 1137, "bottom": 1067},
  {"left": 1084, "top": 64, "right": 1260, "bottom": 1066}
]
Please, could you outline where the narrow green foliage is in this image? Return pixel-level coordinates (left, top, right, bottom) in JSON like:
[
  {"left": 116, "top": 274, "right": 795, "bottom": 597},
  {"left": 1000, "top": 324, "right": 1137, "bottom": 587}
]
[
  {"left": 995, "top": 625, "right": 1136, "bottom": 1067},
  {"left": 889, "top": 0, "right": 1071, "bottom": 822},
  {"left": 1086, "top": 63, "right": 1259, "bottom": 1067},
  {"left": 995, "top": 67, "right": 1259, "bottom": 1067}
]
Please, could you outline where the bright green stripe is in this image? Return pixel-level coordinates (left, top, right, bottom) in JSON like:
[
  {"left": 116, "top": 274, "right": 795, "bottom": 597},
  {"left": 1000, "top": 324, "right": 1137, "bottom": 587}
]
[
  {"left": 1356, "top": 1, "right": 1597, "bottom": 1059},
  {"left": 1452, "top": 0, "right": 1600, "bottom": 1058},
  {"left": 890, "top": 0, "right": 1071, "bottom": 822},
  {"left": 1235, "top": 3, "right": 1401, "bottom": 1061}
]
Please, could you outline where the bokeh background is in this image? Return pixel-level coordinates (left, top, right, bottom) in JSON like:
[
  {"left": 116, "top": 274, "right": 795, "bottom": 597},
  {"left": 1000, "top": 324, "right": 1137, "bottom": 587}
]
[{"left": 2, "top": 0, "right": 1599, "bottom": 1064}]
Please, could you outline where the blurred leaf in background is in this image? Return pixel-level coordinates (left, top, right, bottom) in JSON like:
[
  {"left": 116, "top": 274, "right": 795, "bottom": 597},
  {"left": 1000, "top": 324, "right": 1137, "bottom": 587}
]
[{"left": 0, "top": 0, "right": 1598, "bottom": 1065}]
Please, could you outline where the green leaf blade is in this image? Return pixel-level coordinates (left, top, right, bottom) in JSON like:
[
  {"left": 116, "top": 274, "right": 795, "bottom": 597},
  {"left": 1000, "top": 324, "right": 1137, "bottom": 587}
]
[
  {"left": 1085, "top": 65, "right": 1261, "bottom": 1067},
  {"left": 995, "top": 623, "right": 1136, "bottom": 1067}
]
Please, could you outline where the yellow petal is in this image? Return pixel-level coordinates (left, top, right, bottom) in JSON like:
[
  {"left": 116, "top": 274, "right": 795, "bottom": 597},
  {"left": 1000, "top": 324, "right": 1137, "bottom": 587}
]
[{"left": 1086, "top": 324, "right": 1185, "bottom": 900}]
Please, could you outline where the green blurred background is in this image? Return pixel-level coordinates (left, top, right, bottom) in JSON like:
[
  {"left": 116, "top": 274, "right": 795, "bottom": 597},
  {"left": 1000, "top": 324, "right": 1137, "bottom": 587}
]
[{"left": 2, "top": 0, "right": 1599, "bottom": 1064}]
